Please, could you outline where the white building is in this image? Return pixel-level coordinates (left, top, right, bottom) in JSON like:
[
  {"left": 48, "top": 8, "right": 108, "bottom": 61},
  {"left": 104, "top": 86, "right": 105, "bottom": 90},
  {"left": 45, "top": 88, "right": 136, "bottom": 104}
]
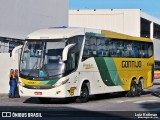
[
  {"left": 0, "top": 0, "right": 68, "bottom": 94},
  {"left": 69, "top": 9, "right": 160, "bottom": 69}
]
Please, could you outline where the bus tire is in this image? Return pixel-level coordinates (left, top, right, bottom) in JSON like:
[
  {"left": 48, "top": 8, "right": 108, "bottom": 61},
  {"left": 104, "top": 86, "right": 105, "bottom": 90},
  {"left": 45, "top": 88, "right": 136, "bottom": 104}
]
[
  {"left": 127, "top": 80, "right": 137, "bottom": 97},
  {"left": 137, "top": 80, "right": 143, "bottom": 96},
  {"left": 75, "top": 83, "right": 89, "bottom": 103},
  {"left": 38, "top": 98, "right": 51, "bottom": 103},
  {"left": 120, "top": 91, "right": 128, "bottom": 97},
  {"left": 95, "top": 93, "right": 110, "bottom": 99}
]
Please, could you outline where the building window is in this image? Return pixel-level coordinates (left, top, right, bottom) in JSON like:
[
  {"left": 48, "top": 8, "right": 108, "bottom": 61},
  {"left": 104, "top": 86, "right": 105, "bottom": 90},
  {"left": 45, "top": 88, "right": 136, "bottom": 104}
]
[
  {"left": 155, "top": 61, "right": 160, "bottom": 71},
  {"left": 0, "top": 37, "right": 23, "bottom": 53}
]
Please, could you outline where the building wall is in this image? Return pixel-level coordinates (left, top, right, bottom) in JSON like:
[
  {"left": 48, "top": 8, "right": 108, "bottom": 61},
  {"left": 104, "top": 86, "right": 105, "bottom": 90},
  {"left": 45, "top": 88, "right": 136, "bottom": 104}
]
[
  {"left": 141, "top": 11, "right": 160, "bottom": 26},
  {"left": 69, "top": 9, "right": 141, "bottom": 37},
  {"left": 0, "top": 0, "right": 68, "bottom": 94},
  {"left": 69, "top": 9, "right": 160, "bottom": 62},
  {"left": 141, "top": 12, "right": 160, "bottom": 61},
  {"left": 0, "top": 0, "right": 68, "bottom": 39},
  {"left": 0, "top": 53, "right": 18, "bottom": 94},
  {"left": 154, "top": 38, "right": 160, "bottom": 60}
]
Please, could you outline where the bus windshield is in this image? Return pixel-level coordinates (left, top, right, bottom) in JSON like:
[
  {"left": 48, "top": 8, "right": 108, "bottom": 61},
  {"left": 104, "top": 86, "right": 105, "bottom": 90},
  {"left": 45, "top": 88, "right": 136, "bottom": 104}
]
[
  {"left": 20, "top": 40, "right": 66, "bottom": 79},
  {"left": 20, "top": 36, "right": 84, "bottom": 80}
]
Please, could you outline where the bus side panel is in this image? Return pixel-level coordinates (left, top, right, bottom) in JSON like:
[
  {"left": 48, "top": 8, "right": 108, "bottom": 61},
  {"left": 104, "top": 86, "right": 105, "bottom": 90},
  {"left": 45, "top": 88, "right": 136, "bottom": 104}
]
[
  {"left": 94, "top": 57, "right": 125, "bottom": 93},
  {"left": 77, "top": 56, "right": 153, "bottom": 95},
  {"left": 77, "top": 58, "right": 104, "bottom": 95},
  {"left": 78, "top": 57, "right": 124, "bottom": 95},
  {"left": 113, "top": 57, "right": 154, "bottom": 90}
]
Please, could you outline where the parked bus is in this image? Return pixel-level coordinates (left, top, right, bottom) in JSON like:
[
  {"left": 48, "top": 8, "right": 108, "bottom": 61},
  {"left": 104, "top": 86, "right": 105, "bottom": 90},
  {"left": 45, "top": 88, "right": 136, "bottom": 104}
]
[{"left": 14, "top": 27, "right": 154, "bottom": 103}]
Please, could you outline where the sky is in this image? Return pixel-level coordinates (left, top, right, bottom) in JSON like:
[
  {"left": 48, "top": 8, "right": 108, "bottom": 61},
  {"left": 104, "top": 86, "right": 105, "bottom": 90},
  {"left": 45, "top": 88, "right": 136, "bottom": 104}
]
[{"left": 69, "top": 0, "right": 160, "bottom": 19}]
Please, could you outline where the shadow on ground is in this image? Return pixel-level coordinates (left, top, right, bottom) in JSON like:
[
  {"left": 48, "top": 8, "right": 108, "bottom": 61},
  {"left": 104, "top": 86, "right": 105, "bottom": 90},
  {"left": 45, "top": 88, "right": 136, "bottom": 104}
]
[
  {"left": 0, "top": 106, "right": 139, "bottom": 120},
  {"left": 23, "top": 90, "right": 153, "bottom": 105},
  {"left": 153, "top": 82, "right": 160, "bottom": 85}
]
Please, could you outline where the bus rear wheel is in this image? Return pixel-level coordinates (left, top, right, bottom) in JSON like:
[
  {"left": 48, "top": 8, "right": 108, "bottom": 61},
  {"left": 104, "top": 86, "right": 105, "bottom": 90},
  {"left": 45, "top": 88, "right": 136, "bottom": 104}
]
[
  {"left": 127, "top": 81, "right": 137, "bottom": 97},
  {"left": 38, "top": 98, "right": 51, "bottom": 103},
  {"left": 76, "top": 83, "right": 89, "bottom": 103},
  {"left": 137, "top": 81, "right": 143, "bottom": 96}
]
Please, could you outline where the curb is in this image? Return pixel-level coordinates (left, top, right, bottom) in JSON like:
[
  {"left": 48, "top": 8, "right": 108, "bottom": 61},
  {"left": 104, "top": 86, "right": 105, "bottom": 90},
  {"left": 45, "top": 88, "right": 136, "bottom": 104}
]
[
  {"left": 152, "top": 92, "right": 160, "bottom": 97},
  {"left": 0, "top": 94, "right": 8, "bottom": 97}
]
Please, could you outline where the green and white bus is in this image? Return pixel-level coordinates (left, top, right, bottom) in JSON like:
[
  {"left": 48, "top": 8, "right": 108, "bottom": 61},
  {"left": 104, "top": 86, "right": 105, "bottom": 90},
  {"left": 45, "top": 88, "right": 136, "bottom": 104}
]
[{"left": 14, "top": 27, "right": 154, "bottom": 103}]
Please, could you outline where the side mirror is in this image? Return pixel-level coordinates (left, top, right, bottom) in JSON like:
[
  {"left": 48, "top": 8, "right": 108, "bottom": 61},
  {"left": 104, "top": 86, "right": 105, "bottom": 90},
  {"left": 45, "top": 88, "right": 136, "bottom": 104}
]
[
  {"left": 62, "top": 44, "right": 75, "bottom": 62},
  {"left": 12, "top": 45, "right": 23, "bottom": 61}
]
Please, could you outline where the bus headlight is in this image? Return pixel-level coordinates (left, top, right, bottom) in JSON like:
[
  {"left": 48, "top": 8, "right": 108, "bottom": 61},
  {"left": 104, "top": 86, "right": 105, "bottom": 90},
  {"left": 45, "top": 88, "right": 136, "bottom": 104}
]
[
  {"left": 19, "top": 81, "right": 25, "bottom": 87},
  {"left": 52, "top": 78, "right": 69, "bottom": 88}
]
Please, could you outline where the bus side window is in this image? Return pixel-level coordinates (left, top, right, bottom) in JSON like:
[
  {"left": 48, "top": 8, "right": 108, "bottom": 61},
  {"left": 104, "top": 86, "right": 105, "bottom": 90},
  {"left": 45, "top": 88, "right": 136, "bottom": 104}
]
[
  {"left": 104, "top": 40, "right": 109, "bottom": 57},
  {"left": 109, "top": 40, "right": 113, "bottom": 57},
  {"left": 144, "top": 44, "right": 148, "bottom": 58},
  {"left": 116, "top": 40, "right": 123, "bottom": 57},
  {"left": 147, "top": 43, "right": 153, "bottom": 57},
  {"left": 127, "top": 42, "right": 132, "bottom": 57},
  {"left": 133, "top": 46, "right": 138, "bottom": 58},
  {"left": 140, "top": 43, "right": 148, "bottom": 58},
  {"left": 90, "top": 37, "right": 97, "bottom": 57},
  {"left": 82, "top": 36, "right": 97, "bottom": 60},
  {"left": 130, "top": 42, "right": 136, "bottom": 58},
  {"left": 82, "top": 37, "right": 90, "bottom": 61},
  {"left": 112, "top": 40, "right": 117, "bottom": 57},
  {"left": 83, "top": 40, "right": 89, "bottom": 57},
  {"left": 97, "top": 38, "right": 103, "bottom": 57},
  {"left": 66, "top": 36, "right": 83, "bottom": 72},
  {"left": 123, "top": 41, "right": 128, "bottom": 57}
]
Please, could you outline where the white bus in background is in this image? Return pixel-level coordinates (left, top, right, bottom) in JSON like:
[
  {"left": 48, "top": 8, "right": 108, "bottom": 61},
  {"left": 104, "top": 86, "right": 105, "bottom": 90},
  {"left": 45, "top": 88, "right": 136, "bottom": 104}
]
[{"left": 13, "top": 27, "right": 154, "bottom": 103}]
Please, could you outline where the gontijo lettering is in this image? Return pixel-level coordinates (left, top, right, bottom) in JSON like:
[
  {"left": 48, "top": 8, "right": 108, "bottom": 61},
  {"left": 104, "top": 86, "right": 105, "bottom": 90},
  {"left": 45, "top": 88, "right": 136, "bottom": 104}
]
[{"left": 122, "top": 61, "right": 142, "bottom": 68}]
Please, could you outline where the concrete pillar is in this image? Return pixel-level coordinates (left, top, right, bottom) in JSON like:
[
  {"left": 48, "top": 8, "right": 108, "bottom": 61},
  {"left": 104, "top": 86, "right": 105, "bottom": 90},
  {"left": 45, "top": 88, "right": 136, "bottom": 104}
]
[{"left": 150, "top": 22, "right": 154, "bottom": 40}]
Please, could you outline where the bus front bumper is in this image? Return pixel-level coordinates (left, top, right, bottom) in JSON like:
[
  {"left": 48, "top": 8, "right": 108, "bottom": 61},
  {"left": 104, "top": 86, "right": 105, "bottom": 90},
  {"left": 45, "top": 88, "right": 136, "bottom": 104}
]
[{"left": 19, "top": 85, "right": 72, "bottom": 98}]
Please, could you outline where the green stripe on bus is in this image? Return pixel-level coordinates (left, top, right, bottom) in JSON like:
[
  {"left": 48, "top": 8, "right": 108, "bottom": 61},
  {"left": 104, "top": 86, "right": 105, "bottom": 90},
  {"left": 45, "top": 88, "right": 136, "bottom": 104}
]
[
  {"left": 40, "top": 79, "right": 59, "bottom": 85},
  {"left": 85, "top": 32, "right": 106, "bottom": 37},
  {"left": 95, "top": 57, "right": 122, "bottom": 86}
]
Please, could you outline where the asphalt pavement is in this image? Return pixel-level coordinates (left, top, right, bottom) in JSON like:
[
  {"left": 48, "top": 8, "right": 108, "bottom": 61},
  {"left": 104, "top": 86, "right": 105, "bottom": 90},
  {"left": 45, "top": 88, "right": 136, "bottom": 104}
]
[{"left": 0, "top": 79, "right": 160, "bottom": 120}]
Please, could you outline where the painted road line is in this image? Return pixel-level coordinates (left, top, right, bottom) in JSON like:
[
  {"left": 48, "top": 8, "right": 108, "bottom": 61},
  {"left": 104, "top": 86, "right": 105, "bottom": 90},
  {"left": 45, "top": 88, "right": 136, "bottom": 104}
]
[
  {"left": 117, "top": 99, "right": 134, "bottom": 103},
  {"left": 134, "top": 100, "right": 158, "bottom": 104}
]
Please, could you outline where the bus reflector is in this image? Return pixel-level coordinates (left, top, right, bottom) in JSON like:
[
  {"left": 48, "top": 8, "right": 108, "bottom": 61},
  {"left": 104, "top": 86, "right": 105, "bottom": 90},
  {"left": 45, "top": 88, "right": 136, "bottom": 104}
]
[{"left": 34, "top": 92, "right": 42, "bottom": 95}]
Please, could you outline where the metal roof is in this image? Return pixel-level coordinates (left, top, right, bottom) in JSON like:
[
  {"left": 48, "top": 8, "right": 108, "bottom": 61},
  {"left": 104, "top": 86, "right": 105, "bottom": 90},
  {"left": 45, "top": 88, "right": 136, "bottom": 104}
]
[
  {"left": 26, "top": 27, "right": 152, "bottom": 42},
  {"left": 26, "top": 27, "right": 85, "bottom": 39},
  {"left": 102, "top": 30, "right": 152, "bottom": 42}
]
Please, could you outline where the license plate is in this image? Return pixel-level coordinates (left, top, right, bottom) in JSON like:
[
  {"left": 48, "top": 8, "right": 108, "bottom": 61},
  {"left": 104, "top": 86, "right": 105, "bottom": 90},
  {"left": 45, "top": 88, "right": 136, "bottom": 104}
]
[{"left": 34, "top": 92, "right": 42, "bottom": 95}]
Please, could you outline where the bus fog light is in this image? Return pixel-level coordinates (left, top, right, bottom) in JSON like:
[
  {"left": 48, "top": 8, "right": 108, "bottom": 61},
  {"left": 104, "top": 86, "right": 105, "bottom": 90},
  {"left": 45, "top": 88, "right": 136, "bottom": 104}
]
[{"left": 56, "top": 91, "right": 61, "bottom": 94}]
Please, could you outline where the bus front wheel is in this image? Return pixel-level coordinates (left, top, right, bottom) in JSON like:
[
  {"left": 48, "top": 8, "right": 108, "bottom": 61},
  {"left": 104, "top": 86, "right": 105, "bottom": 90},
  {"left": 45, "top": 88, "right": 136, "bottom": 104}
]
[{"left": 76, "top": 83, "right": 89, "bottom": 103}]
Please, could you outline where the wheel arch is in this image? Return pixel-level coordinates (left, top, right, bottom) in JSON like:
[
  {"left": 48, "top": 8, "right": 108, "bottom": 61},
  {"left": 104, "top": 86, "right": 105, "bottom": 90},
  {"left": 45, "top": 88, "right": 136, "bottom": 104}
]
[
  {"left": 128, "top": 77, "right": 137, "bottom": 89},
  {"left": 138, "top": 77, "right": 144, "bottom": 89},
  {"left": 77, "top": 79, "right": 90, "bottom": 96},
  {"left": 127, "top": 77, "right": 137, "bottom": 97},
  {"left": 132, "top": 77, "right": 137, "bottom": 83}
]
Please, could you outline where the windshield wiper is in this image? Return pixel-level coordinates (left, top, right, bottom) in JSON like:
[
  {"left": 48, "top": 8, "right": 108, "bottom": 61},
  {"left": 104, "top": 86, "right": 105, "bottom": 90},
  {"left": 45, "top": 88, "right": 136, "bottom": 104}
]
[{"left": 27, "top": 58, "right": 39, "bottom": 77}]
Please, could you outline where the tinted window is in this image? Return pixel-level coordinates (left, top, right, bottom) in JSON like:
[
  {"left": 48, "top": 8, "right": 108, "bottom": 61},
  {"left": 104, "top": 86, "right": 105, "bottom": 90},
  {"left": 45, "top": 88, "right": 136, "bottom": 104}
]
[
  {"left": 82, "top": 36, "right": 153, "bottom": 60},
  {"left": 66, "top": 36, "right": 83, "bottom": 73}
]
